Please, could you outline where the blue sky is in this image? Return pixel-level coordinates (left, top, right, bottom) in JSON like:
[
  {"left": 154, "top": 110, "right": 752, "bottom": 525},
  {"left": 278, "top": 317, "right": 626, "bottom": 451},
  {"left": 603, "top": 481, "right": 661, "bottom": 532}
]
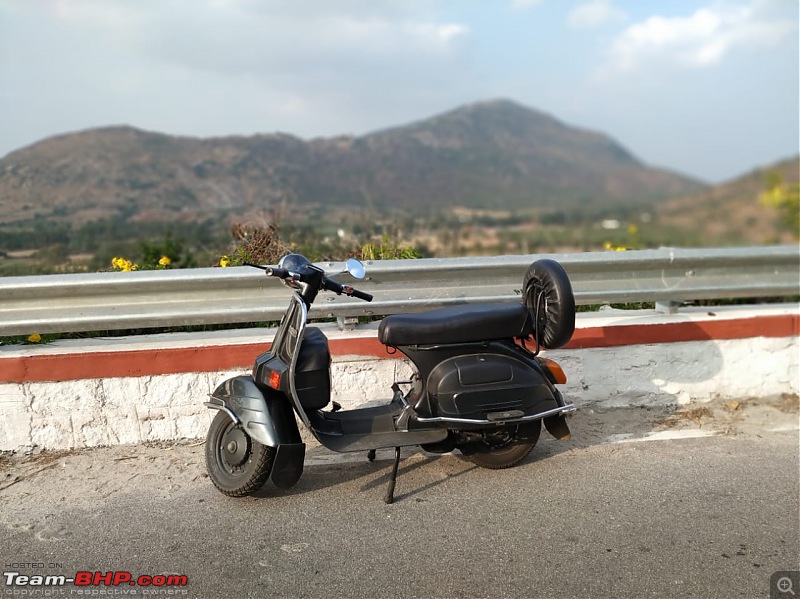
[{"left": 0, "top": 0, "right": 797, "bottom": 183}]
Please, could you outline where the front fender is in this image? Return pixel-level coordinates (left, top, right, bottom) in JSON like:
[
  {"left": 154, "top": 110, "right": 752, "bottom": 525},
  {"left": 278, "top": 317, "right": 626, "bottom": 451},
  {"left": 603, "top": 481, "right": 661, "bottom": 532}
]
[{"left": 208, "top": 375, "right": 302, "bottom": 448}]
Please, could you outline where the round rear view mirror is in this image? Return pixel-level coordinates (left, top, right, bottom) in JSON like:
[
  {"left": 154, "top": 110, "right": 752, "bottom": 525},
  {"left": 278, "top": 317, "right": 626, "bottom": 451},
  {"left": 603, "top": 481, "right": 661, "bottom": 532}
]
[{"left": 345, "top": 258, "right": 366, "bottom": 279}]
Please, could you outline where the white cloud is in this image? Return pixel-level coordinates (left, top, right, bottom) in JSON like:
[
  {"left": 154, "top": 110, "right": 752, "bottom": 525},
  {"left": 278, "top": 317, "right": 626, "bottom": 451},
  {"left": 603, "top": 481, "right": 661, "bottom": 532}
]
[
  {"left": 34, "top": 1, "right": 470, "bottom": 74},
  {"left": 567, "top": 0, "right": 626, "bottom": 29},
  {"left": 606, "top": 2, "right": 797, "bottom": 72},
  {"left": 424, "top": 22, "right": 470, "bottom": 45},
  {"left": 0, "top": 0, "right": 477, "bottom": 154},
  {"left": 136, "top": 3, "right": 471, "bottom": 80}
]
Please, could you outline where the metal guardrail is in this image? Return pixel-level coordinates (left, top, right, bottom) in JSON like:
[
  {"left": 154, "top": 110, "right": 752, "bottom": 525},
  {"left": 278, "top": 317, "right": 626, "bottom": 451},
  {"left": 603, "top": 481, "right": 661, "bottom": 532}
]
[{"left": 0, "top": 246, "right": 798, "bottom": 336}]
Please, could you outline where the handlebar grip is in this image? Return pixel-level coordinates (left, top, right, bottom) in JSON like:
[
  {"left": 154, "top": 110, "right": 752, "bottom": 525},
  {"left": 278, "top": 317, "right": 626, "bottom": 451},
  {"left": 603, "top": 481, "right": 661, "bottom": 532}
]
[
  {"left": 323, "top": 277, "right": 372, "bottom": 302},
  {"left": 350, "top": 288, "right": 373, "bottom": 302},
  {"left": 324, "top": 277, "right": 344, "bottom": 294},
  {"left": 266, "top": 267, "right": 290, "bottom": 278}
]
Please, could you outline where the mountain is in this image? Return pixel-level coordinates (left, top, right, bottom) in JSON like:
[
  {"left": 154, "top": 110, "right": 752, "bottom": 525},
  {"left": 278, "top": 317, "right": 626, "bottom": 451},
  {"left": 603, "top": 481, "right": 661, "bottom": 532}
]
[
  {"left": 0, "top": 99, "right": 703, "bottom": 225},
  {"left": 656, "top": 156, "right": 799, "bottom": 245}
]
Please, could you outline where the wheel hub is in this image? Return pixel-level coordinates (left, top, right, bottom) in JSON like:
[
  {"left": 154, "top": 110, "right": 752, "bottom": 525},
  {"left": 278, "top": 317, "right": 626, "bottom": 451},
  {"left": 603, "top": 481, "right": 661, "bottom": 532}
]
[
  {"left": 221, "top": 426, "right": 250, "bottom": 467},
  {"left": 483, "top": 430, "right": 514, "bottom": 449}
]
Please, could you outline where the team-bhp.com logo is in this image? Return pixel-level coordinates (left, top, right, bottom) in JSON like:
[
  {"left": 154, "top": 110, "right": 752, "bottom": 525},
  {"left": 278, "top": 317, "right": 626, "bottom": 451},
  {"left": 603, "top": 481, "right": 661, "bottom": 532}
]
[{"left": 4, "top": 571, "right": 188, "bottom": 592}]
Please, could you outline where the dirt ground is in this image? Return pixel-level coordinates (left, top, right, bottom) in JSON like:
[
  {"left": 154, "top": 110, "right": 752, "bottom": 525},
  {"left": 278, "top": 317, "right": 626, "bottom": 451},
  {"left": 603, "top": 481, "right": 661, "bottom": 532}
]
[{"left": 1, "top": 395, "right": 797, "bottom": 521}]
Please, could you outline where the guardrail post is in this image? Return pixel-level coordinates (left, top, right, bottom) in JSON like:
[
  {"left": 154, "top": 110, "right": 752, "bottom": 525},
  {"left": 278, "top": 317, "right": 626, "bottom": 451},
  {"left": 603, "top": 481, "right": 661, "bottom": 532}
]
[
  {"left": 336, "top": 316, "right": 359, "bottom": 331},
  {"left": 655, "top": 300, "right": 680, "bottom": 315}
]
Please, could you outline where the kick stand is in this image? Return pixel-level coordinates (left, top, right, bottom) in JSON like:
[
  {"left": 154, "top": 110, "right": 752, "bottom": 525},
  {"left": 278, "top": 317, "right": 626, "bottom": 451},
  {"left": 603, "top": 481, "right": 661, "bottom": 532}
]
[{"left": 383, "top": 447, "right": 401, "bottom": 504}]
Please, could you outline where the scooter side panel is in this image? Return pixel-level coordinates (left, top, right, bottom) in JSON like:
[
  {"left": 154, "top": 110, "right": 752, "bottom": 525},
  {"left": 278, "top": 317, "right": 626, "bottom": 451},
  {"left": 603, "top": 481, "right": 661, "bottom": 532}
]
[
  {"left": 428, "top": 353, "right": 557, "bottom": 419},
  {"left": 396, "top": 340, "right": 559, "bottom": 422},
  {"left": 211, "top": 375, "right": 302, "bottom": 447}
]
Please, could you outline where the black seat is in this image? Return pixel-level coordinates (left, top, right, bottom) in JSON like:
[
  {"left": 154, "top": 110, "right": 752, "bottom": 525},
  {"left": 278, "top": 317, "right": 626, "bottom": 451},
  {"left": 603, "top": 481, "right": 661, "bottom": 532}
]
[{"left": 378, "top": 303, "right": 533, "bottom": 346}]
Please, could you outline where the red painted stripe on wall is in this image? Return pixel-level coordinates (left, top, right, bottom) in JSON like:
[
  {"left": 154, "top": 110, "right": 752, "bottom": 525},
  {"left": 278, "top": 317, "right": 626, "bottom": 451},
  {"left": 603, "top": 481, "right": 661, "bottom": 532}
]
[
  {"left": 565, "top": 314, "right": 799, "bottom": 349},
  {"left": 1, "top": 314, "right": 796, "bottom": 383}
]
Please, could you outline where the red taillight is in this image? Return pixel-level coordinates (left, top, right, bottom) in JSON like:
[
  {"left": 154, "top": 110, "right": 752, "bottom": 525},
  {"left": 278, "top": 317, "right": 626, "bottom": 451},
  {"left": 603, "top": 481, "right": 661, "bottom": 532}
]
[{"left": 269, "top": 370, "right": 281, "bottom": 389}]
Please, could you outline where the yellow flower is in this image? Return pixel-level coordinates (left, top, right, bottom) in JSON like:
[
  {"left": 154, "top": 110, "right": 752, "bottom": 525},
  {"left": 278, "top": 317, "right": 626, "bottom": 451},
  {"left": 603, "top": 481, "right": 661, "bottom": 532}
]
[
  {"left": 603, "top": 241, "right": 628, "bottom": 252},
  {"left": 219, "top": 256, "right": 230, "bottom": 268},
  {"left": 27, "top": 333, "right": 42, "bottom": 343},
  {"left": 111, "top": 256, "right": 137, "bottom": 271},
  {"left": 159, "top": 256, "right": 172, "bottom": 266}
]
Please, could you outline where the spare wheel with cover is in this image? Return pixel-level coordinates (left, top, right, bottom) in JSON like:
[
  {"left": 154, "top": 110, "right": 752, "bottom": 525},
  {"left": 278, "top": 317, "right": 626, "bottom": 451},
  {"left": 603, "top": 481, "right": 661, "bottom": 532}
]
[{"left": 522, "top": 259, "right": 575, "bottom": 349}]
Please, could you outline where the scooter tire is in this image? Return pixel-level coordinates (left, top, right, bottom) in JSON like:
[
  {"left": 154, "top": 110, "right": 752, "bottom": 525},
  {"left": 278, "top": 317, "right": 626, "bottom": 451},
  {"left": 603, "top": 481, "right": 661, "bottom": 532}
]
[
  {"left": 205, "top": 411, "right": 275, "bottom": 497},
  {"left": 522, "top": 259, "right": 575, "bottom": 350},
  {"left": 458, "top": 421, "right": 541, "bottom": 470},
  {"left": 462, "top": 442, "right": 535, "bottom": 470}
]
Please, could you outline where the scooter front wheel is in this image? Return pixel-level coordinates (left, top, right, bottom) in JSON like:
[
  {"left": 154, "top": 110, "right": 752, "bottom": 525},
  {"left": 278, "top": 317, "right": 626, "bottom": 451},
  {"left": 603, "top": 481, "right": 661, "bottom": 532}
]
[{"left": 205, "top": 411, "right": 275, "bottom": 496}]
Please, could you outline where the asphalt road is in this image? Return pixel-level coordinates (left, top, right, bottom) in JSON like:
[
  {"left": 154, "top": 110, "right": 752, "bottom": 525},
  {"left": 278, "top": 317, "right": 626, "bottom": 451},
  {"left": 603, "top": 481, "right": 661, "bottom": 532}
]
[{"left": 1, "top": 402, "right": 799, "bottom": 599}]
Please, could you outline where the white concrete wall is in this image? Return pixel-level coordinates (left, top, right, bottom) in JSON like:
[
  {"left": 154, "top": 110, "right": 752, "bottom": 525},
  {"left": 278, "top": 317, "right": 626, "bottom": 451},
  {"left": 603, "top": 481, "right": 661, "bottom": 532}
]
[
  {"left": 0, "top": 359, "right": 416, "bottom": 451},
  {"left": 553, "top": 336, "right": 798, "bottom": 407},
  {"left": 1, "top": 305, "right": 797, "bottom": 451}
]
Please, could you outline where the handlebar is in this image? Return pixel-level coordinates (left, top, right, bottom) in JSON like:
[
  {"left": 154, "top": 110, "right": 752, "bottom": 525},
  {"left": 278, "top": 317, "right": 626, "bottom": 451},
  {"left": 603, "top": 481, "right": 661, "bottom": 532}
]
[
  {"left": 349, "top": 288, "right": 374, "bottom": 302},
  {"left": 266, "top": 267, "right": 291, "bottom": 279},
  {"left": 245, "top": 262, "right": 372, "bottom": 302},
  {"left": 323, "top": 277, "right": 373, "bottom": 302},
  {"left": 244, "top": 263, "right": 302, "bottom": 282}
]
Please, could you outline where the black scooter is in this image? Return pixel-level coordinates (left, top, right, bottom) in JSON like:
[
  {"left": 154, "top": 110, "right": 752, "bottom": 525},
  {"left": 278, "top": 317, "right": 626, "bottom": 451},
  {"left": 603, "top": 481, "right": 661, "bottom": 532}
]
[{"left": 204, "top": 253, "right": 576, "bottom": 503}]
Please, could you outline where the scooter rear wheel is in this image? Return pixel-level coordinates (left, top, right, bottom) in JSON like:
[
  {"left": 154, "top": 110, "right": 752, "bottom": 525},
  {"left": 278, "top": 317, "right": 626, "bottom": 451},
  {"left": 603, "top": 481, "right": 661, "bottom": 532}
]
[
  {"left": 458, "top": 420, "right": 541, "bottom": 469},
  {"left": 205, "top": 411, "right": 275, "bottom": 496}
]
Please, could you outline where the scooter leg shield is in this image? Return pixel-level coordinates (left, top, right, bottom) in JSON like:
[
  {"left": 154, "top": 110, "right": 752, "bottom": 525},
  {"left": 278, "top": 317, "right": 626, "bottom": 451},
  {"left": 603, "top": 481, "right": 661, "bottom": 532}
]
[{"left": 209, "top": 375, "right": 305, "bottom": 487}]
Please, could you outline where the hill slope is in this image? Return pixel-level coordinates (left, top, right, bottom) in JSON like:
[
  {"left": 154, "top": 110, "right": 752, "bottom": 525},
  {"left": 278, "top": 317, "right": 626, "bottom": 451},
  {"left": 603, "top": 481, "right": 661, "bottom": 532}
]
[
  {"left": 0, "top": 99, "right": 703, "bottom": 225},
  {"left": 656, "top": 156, "right": 799, "bottom": 245}
]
